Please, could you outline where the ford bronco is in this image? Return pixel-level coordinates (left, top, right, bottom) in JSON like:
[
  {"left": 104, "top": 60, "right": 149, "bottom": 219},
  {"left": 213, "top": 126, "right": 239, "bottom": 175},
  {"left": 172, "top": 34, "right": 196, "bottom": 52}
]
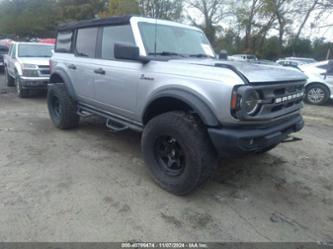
[{"left": 48, "top": 16, "right": 307, "bottom": 195}]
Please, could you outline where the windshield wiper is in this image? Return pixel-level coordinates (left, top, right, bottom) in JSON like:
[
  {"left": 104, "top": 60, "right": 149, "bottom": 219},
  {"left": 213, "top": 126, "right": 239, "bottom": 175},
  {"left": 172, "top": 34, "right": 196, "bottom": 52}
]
[
  {"left": 189, "top": 53, "right": 214, "bottom": 58},
  {"left": 148, "top": 51, "right": 186, "bottom": 57}
]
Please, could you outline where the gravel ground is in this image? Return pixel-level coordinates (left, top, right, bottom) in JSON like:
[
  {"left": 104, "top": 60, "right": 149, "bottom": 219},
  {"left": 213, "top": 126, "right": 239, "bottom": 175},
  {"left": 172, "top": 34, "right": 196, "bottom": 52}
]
[{"left": 0, "top": 73, "right": 332, "bottom": 242}]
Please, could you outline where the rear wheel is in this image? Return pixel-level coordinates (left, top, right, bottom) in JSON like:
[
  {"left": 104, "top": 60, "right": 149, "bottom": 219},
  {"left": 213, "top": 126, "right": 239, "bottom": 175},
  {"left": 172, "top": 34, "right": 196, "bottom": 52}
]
[
  {"left": 142, "top": 112, "right": 217, "bottom": 195},
  {"left": 47, "top": 84, "right": 80, "bottom": 129},
  {"left": 305, "top": 84, "right": 330, "bottom": 105}
]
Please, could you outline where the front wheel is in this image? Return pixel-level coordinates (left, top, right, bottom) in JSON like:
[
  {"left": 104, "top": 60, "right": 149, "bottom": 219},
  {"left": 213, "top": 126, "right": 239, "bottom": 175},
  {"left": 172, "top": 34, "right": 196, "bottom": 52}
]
[
  {"left": 4, "top": 67, "right": 15, "bottom": 87},
  {"left": 142, "top": 112, "right": 217, "bottom": 195},
  {"left": 305, "top": 84, "right": 330, "bottom": 105},
  {"left": 15, "top": 75, "right": 29, "bottom": 98}
]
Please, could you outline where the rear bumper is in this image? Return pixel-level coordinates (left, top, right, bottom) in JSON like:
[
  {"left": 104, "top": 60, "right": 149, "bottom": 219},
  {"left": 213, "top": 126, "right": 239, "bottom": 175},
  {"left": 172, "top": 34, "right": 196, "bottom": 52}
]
[
  {"left": 20, "top": 76, "right": 49, "bottom": 90},
  {"left": 208, "top": 115, "right": 304, "bottom": 157}
]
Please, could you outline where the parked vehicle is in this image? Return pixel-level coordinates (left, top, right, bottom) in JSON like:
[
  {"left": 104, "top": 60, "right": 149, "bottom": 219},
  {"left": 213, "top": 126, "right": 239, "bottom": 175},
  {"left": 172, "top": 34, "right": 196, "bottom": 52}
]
[
  {"left": 299, "top": 60, "right": 333, "bottom": 105},
  {"left": 3, "top": 42, "right": 54, "bottom": 97},
  {"left": 285, "top": 57, "right": 317, "bottom": 64},
  {"left": 228, "top": 54, "right": 258, "bottom": 62},
  {"left": 253, "top": 59, "right": 279, "bottom": 66},
  {"left": 38, "top": 38, "right": 56, "bottom": 45},
  {"left": 48, "top": 16, "right": 307, "bottom": 195},
  {"left": 276, "top": 59, "right": 305, "bottom": 69},
  {"left": 0, "top": 45, "right": 9, "bottom": 71}
]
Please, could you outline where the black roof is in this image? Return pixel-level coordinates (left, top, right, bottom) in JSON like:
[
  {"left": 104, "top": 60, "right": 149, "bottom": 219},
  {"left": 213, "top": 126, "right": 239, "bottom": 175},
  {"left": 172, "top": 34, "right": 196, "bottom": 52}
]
[{"left": 57, "top": 15, "right": 133, "bottom": 31}]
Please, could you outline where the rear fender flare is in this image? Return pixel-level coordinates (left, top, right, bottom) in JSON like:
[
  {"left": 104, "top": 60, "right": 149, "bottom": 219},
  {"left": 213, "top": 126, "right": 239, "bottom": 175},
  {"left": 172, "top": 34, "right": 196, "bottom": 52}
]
[{"left": 49, "top": 69, "right": 77, "bottom": 100}]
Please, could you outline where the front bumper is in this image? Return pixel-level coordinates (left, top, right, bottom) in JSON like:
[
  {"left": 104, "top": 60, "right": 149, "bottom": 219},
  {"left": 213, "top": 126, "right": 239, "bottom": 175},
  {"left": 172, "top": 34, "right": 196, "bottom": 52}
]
[
  {"left": 208, "top": 115, "right": 304, "bottom": 157},
  {"left": 20, "top": 76, "right": 49, "bottom": 90}
]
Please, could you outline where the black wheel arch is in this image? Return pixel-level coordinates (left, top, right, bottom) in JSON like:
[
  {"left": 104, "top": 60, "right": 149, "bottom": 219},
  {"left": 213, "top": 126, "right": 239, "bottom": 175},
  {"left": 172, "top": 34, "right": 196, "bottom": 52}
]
[
  {"left": 49, "top": 69, "right": 77, "bottom": 100},
  {"left": 142, "top": 90, "right": 220, "bottom": 127}
]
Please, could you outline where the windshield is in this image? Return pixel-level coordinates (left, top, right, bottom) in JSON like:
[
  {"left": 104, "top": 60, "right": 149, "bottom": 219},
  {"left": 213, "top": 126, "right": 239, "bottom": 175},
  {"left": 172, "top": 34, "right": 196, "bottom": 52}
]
[
  {"left": 18, "top": 44, "right": 53, "bottom": 57},
  {"left": 138, "top": 22, "right": 215, "bottom": 58}
]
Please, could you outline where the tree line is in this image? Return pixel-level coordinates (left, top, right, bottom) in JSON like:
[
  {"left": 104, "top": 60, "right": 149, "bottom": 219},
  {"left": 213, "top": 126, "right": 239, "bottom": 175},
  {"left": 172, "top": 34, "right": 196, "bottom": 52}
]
[{"left": 0, "top": 0, "right": 332, "bottom": 60}]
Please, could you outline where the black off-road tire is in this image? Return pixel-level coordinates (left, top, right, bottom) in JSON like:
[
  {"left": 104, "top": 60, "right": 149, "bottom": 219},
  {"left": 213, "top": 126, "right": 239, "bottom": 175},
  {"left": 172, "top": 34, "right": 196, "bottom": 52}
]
[
  {"left": 142, "top": 112, "right": 217, "bottom": 195},
  {"left": 5, "top": 67, "right": 15, "bottom": 87},
  {"left": 305, "top": 84, "right": 330, "bottom": 105},
  {"left": 47, "top": 84, "right": 80, "bottom": 129}
]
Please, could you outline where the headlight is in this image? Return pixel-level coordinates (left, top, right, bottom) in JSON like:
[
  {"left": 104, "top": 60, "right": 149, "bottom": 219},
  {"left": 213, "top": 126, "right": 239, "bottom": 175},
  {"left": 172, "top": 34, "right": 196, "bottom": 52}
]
[
  {"left": 22, "top": 63, "right": 38, "bottom": 69},
  {"left": 242, "top": 90, "right": 260, "bottom": 116},
  {"left": 231, "top": 87, "right": 261, "bottom": 118}
]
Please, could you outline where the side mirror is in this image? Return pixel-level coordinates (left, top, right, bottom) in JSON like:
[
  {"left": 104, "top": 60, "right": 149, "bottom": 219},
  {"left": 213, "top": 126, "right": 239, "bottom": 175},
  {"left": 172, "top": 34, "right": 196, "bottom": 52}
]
[{"left": 114, "top": 43, "right": 150, "bottom": 64}]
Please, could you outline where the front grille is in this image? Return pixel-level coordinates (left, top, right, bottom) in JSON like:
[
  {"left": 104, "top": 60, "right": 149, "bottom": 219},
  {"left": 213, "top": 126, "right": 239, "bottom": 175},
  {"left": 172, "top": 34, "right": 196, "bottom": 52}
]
[
  {"left": 37, "top": 65, "right": 50, "bottom": 75},
  {"left": 254, "top": 81, "right": 305, "bottom": 120},
  {"left": 38, "top": 65, "right": 49, "bottom": 69}
]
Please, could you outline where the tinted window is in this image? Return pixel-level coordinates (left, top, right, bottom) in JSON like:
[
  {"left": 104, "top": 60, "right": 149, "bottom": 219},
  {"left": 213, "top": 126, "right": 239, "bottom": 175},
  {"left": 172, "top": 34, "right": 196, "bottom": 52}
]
[
  {"left": 56, "top": 31, "right": 73, "bottom": 52},
  {"left": 101, "top": 25, "right": 135, "bottom": 60},
  {"left": 75, "top": 27, "right": 98, "bottom": 58}
]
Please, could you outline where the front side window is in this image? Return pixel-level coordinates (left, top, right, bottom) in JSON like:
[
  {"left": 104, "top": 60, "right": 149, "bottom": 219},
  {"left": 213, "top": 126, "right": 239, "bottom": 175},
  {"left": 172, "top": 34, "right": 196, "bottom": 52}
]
[
  {"left": 101, "top": 25, "right": 135, "bottom": 60},
  {"left": 138, "top": 22, "right": 215, "bottom": 57},
  {"left": 18, "top": 44, "right": 53, "bottom": 58},
  {"left": 75, "top": 27, "right": 98, "bottom": 58},
  {"left": 56, "top": 31, "right": 73, "bottom": 52}
]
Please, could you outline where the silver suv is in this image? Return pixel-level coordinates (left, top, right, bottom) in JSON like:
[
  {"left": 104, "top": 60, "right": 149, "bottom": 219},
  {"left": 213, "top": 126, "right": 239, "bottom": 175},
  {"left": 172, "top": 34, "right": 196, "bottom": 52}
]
[{"left": 48, "top": 16, "right": 307, "bottom": 195}]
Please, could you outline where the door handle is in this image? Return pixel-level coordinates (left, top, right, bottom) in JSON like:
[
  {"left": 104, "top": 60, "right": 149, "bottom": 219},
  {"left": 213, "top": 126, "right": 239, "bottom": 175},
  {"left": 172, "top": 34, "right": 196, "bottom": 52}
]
[
  {"left": 68, "top": 64, "right": 76, "bottom": 70},
  {"left": 94, "top": 68, "right": 106, "bottom": 75}
]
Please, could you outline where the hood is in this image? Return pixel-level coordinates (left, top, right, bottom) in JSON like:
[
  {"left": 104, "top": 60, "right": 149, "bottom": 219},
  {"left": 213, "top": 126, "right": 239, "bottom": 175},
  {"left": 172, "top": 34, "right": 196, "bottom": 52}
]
[
  {"left": 18, "top": 57, "right": 50, "bottom": 66},
  {"left": 172, "top": 58, "right": 307, "bottom": 84}
]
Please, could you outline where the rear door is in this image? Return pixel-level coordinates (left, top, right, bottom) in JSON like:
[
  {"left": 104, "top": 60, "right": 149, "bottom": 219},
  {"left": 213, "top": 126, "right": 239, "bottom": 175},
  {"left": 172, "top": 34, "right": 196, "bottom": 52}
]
[
  {"left": 70, "top": 27, "right": 99, "bottom": 103},
  {"left": 92, "top": 25, "right": 141, "bottom": 119}
]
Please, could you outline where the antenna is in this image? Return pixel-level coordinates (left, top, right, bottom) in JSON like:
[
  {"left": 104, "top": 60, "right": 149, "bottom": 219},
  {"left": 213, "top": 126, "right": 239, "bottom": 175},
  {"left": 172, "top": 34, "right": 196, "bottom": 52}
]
[{"left": 153, "top": 0, "right": 157, "bottom": 56}]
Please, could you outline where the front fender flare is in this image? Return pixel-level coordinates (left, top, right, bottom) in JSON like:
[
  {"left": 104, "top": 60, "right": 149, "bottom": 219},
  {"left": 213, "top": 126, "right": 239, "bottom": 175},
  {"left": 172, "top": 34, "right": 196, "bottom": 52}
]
[{"left": 143, "top": 90, "right": 220, "bottom": 127}]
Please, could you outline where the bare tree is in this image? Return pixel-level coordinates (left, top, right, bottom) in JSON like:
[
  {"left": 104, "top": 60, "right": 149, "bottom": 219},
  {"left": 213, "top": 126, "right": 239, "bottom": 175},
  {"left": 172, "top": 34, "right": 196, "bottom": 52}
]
[
  {"left": 186, "top": 0, "right": 230, "bottom": 46},
  {"left": 138, "top": 0, "right": 184, "bottom": 21}
]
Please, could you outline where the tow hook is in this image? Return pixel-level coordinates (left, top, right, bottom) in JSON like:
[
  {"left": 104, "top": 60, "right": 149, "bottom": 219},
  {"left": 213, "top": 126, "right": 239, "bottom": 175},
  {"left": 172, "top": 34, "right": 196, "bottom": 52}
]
[{"left": 281, "top": 136, "right": 303, "bottom": 143}]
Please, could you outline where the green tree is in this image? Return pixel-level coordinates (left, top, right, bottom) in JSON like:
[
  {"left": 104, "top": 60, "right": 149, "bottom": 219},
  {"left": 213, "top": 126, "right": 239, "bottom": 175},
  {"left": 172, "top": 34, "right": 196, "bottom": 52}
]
[
  {"left": 0, "top": 0, "right": 58, "bottom": 38},
  {"left": 57, "top": 0, "right": 107, "bottom": 22},
  {"left": 101, "top": 0, "right": 140, "bottom": 17}
]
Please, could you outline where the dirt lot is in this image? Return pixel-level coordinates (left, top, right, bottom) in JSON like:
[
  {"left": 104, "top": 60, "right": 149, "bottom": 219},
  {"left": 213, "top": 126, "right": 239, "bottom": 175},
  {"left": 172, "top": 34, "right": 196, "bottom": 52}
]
[{"left": 0, "top": 73, "right": 332, "bottom": 242}]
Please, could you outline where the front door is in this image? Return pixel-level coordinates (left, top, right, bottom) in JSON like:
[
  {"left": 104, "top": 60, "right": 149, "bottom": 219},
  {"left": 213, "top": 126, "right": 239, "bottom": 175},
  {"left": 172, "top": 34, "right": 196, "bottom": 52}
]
[{"left": 92, "top": 25, "right": 141, "bottom": 119}]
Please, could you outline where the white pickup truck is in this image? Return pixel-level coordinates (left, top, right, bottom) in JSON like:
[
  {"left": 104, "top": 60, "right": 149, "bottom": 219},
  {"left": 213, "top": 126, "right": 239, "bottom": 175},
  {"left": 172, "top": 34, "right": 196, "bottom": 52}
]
[{"left": 3, "top": 42, "right": 54, "bottom": 97}]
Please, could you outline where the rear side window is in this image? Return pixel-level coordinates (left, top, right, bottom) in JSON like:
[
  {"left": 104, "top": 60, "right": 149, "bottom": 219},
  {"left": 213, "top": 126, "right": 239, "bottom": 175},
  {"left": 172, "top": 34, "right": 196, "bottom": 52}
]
[
  {"left": 56, "top": 31, "right": 73, "bottom": 53},
  {"left": 75, "top": 27, "right": 98, "bottom": 58},
  {"left": 101, "top": 25, "right": 135, "bottom": 60}
]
